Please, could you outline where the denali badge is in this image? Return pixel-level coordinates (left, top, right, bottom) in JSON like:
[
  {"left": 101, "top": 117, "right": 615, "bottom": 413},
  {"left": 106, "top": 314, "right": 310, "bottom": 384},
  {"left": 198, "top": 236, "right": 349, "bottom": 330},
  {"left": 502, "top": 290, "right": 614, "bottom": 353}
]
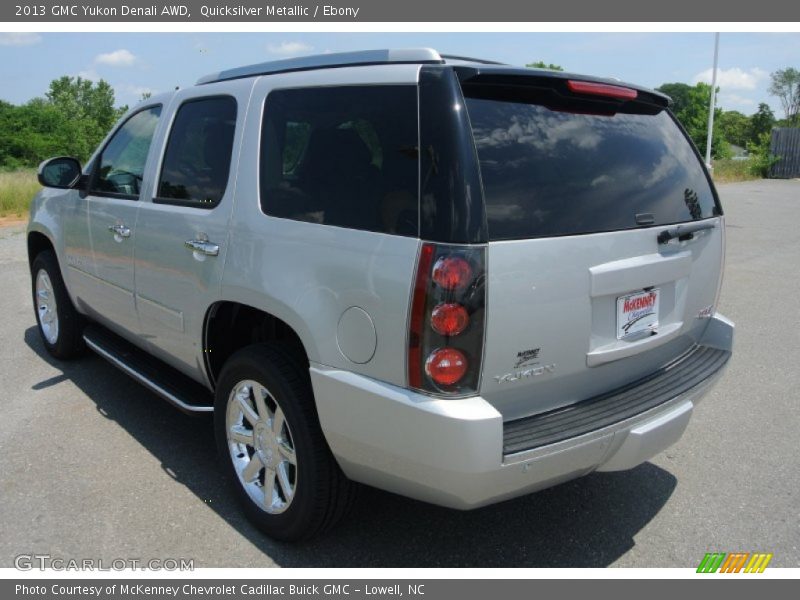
[
  {"left": 494, "top": 363, "right": 556, "bottom": 384},
  {"left": 514, "top": 347, "right": 541, "bottom": 368}
]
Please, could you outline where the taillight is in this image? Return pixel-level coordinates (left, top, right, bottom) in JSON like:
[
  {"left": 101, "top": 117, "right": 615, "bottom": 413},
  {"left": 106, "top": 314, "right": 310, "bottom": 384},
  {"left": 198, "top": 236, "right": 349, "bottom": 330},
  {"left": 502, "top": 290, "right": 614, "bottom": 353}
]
[
  {"left": 426, "top": 348, "right": 468, "bottom": 386},
  {"left": 430, "top": 303, "right": 469, "bottom": 336},
  {"left": 432, "top": 256, "right": 472, "bottom": 290},
  {"left": 408, "top": 243, "right": 486, "bottom": 395}
]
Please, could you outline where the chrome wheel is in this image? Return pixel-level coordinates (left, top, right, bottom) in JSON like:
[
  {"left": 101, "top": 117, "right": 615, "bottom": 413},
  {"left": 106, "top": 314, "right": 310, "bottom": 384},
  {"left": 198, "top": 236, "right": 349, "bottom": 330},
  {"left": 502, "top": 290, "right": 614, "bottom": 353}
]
[
  {"left": 226, "top": 379, "right": 297, "bottom": 514},
  {"left": 35, "top": 269, "right": 59, "bottom": 345}
]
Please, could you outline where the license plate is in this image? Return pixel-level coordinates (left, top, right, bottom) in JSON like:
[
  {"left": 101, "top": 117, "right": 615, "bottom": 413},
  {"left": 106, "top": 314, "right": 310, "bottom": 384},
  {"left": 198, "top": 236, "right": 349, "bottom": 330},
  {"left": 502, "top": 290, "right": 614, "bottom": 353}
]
[{"left": 616, "top": 289, "right": 660, "bottom": 339}]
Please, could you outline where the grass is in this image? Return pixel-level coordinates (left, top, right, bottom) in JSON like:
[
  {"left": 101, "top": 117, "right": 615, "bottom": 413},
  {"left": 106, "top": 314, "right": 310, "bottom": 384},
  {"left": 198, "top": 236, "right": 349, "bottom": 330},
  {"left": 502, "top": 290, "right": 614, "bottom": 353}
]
[
  {"left": 712, "top": 159, "right": 763, "bottom": 184},
  {"left": 0, "top": 169, "right": 39, "bottom": 219}
]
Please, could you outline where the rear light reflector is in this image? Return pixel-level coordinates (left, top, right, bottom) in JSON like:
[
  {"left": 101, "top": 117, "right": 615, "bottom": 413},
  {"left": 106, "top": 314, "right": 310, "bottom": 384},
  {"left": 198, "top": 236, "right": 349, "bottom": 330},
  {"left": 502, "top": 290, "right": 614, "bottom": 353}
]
[
  {"left": 567, "top": 80, "right": 638, "bottom": 100},
  {"left": 425, "top": 348, "right": 468, "bottom": 386},
  {"left": 432, "top": 256, "right": 473, "bottom": 291},
  {"left": 408, "top": 244, "right": 435, "bottom": 389},
  {"left": 430, "top": 303, "right": 469, "bottom": 336}
]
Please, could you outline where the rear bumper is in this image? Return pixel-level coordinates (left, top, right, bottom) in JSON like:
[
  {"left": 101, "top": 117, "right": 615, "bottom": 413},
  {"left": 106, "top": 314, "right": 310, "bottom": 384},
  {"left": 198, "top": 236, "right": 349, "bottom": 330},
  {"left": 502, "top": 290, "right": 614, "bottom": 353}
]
[{"left": 311, "top": 314, "right": 733, "bottom": 509}]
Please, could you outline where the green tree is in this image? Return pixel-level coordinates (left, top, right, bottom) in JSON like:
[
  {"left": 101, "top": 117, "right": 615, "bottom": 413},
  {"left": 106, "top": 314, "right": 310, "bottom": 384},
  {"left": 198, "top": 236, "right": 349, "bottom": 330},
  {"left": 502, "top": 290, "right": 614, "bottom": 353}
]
[
  {"left": 0, "top": 76, "right": 127, "bottom": 168},
  {"left": 746, "top": 132, "right": 779, "bottom": 177},
  {"left": 0, "top": 99, "right": 68, "bottom": 168},
  {"left": 46, "top": 76, "right": 123, "bottom": 134},
  {"left": 768, "top": 67, "right": 800, "bottom": 125},
  {"left": 655, "top": 82, "right": 695, "bottom": 117},
  {"left": 750, "top": 103, "right": 776, "bottom": 141},
  {"left": 526, "top": 61, "right": 564, "bottom": 71},
  {"left": 656, "top": 82, "right": 729, "bottom": 159},
  {"left": 717, "top": 110, "right": 751, "bottom": 148}
]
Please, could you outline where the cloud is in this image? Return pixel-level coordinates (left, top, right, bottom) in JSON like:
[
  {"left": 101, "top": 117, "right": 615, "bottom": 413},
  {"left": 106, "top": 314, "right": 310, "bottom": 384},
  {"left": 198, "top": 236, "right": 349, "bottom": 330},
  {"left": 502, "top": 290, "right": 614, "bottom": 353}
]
[
  {"left": 267, "top": 41, "right": 313, "bottom": 56},
  {"left": 692, "top": 67, "right": 768, "bottom": 91},
  {"left": 77, "top": 69, "right": 100, "bottom": 81},
  {"left": 718, "top": 92, "right": 758, "bottom": 113},
  {"left": 0, "top": 32, "right": 41, "bottom": 46},
  {"left": 117, "top": 84, "right": 156, "bottom": 102},
  {"left": 94, "top": 49, "right": 137, "bottom": 67}
]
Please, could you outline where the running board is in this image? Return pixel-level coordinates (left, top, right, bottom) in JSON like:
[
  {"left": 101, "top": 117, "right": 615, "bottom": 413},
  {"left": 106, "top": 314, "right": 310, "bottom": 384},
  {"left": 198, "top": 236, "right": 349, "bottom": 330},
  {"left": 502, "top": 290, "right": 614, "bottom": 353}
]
[{"left": 83, "top": 324, "right": 214, "bottom": 414}]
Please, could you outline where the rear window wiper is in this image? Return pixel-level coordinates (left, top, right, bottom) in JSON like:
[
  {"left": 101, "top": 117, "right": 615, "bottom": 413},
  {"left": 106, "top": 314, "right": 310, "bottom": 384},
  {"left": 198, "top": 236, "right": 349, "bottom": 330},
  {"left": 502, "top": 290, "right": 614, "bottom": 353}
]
[{"left": 657, "top": 221, "right": 716, "bottom": 244}]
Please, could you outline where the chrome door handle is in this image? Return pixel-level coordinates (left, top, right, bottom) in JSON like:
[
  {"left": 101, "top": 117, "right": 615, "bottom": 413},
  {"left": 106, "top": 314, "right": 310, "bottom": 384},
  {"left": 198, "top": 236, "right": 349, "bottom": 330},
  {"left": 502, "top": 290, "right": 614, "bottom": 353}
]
[
  {"left": 108, "top": 224, "right": 131, "bottom": 238},
  {"left": 184, "top": 239, "right": 220, "bottom": 256}
]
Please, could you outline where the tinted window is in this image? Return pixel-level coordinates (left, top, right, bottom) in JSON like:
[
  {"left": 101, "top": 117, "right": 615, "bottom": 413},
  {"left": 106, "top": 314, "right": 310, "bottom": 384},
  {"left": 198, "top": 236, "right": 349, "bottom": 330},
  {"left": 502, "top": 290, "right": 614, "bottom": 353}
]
[
  {"left": 464, "top": 90, "right": 719, "bottom": 240},
  {"left": 260, "top": 86, "right": 419, "bottom": 236},
  {"left": 90, "top": 106, "right": 161, "bottom": 198},
  {"left": 156, "top": 96, "right": 237, "bottom": 208}
]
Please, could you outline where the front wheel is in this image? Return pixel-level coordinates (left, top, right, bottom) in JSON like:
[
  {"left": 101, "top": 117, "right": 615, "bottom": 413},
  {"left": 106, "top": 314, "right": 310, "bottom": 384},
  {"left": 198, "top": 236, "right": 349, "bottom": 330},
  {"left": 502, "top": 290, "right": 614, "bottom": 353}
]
[
  {"left": 214, "top": 344, "right": 357, "bottom": 541},
  {"left": 31, "top": 251, "right": 85, "bottom": 359}
]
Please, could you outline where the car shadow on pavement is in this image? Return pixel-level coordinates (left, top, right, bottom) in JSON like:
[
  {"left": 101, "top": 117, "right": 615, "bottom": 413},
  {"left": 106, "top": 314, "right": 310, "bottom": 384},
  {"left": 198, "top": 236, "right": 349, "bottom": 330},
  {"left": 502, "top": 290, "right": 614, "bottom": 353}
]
[{"left": 25, "top": 326, "right": 677, "bottom": 568}]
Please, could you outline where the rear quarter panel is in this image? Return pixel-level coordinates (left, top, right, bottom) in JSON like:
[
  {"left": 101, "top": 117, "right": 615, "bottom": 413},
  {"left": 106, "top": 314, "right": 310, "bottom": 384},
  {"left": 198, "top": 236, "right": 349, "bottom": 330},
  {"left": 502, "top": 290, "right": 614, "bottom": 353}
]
[{"left": 219, "top": 65, "right": 423, "bottom": 387}]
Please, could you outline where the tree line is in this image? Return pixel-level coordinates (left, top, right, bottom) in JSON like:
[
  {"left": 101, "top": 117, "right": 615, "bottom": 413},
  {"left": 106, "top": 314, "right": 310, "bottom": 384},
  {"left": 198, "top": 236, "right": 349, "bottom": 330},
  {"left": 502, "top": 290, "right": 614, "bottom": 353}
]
[
  {"left": 0, "top": 77, "right": 128, "bottom": 169},
  {"left": 1, "top": 68, "right": 798, "bottom": 171}
]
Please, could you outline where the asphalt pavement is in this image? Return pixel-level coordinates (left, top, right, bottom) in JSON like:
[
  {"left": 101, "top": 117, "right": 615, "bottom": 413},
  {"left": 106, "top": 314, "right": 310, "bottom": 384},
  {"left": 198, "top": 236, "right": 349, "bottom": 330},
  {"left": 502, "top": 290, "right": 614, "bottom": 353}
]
[{"left": 1, "top": 179, "right": 798, "bottom": 568}]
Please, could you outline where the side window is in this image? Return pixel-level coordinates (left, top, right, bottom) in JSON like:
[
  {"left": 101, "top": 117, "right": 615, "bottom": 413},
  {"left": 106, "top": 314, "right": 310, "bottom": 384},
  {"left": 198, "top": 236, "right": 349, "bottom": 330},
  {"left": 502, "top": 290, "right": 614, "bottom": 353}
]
[
  {"left": 156, "top": 96, "right": 237, "bottom": 208},
  {"left": 90, "top": 105, "right": 161, "bottom": 199},
  {"left": 260, "top": 86, "right": 419, "bottom": 236}
]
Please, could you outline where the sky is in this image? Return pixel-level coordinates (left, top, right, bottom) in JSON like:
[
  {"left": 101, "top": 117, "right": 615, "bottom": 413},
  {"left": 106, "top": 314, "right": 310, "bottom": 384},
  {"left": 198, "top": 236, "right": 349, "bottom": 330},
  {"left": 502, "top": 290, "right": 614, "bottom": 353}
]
[{"left": 0, "top": 32, "right": 798, "bottom": 117}]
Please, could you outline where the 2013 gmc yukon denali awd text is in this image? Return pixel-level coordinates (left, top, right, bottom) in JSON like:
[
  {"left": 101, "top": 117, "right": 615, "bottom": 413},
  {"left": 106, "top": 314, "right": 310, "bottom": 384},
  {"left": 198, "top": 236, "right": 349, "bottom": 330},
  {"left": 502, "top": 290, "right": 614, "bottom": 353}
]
[{"left": 27, "top": 49, "right": 734, "bottom": 541}]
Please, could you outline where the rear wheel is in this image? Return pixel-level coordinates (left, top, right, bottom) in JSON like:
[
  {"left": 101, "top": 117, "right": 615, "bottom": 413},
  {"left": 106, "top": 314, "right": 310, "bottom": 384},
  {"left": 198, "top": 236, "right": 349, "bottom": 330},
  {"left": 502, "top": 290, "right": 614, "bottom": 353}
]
[
  {"left": 31, "top": 251, "right": 85, "bottom": 359},
  {"left": 214, "top": 344, "right": 357, "bottom": 541}
]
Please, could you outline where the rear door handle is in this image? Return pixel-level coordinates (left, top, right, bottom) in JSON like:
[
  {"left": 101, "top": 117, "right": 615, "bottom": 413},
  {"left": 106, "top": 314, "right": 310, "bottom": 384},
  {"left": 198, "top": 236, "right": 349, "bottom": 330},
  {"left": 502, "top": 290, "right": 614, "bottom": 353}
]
[
  {"left": 184, "top": 239, "right": 220, "bottom": 257},
  {"left": 108, "top": 224, "right": 131, "bottom": 238}
]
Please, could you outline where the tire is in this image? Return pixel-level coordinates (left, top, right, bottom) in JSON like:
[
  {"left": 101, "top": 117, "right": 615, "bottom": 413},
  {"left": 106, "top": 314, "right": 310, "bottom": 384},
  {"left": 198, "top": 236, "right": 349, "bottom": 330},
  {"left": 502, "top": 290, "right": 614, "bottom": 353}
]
[
  {"left": 214, "top": 343, "right": 357, "bottom": 541},
  {"left": 31, "top": 250, "right": 85, "bottom": 359}
]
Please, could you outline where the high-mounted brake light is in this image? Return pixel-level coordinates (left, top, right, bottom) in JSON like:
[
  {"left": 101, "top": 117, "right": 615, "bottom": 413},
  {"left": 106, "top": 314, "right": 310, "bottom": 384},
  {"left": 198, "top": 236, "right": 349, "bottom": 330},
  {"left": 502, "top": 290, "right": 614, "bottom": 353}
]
[
  {"left": 567, "top": 80, "right": 638, "bottom": 101},
  {"left": 408, "top": 243, "right": 486, "bottom": 395}
]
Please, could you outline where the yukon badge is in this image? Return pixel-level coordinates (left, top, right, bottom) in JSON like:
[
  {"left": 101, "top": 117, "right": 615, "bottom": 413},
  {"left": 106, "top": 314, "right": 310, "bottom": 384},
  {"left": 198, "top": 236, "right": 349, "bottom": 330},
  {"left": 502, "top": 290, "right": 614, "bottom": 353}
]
[{"left": 494, "top": 363, "right": 557, "bottom": 384}]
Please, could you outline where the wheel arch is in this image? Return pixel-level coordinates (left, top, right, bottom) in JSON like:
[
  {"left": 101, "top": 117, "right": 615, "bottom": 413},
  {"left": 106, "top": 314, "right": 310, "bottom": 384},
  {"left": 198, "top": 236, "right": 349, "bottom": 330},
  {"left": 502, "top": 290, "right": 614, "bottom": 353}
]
[
  {"left": 203, "top": 300, "right": 317, "bottom": 389},
  {"left": 27, "top": 230, "right": 57, "bottom": 270}
]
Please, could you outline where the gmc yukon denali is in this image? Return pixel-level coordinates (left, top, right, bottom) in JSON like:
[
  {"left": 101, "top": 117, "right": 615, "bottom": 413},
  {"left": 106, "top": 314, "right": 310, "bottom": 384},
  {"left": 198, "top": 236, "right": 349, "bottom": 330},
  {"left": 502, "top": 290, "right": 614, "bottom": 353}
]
[{"left": 27, "top": 49, "right": 734, "bottom": 540}]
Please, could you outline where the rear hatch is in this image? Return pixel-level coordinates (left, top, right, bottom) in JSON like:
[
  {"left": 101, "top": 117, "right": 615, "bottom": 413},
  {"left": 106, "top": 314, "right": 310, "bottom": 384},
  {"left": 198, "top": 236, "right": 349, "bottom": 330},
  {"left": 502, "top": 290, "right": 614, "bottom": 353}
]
[{"left": 459, "top": 72, "right": 725, "bottom": 421}]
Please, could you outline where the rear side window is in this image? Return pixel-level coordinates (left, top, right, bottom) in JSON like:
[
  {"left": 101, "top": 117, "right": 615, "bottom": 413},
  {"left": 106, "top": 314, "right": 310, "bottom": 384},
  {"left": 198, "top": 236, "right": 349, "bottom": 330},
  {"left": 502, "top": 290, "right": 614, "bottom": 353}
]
[
  {"left": 156, "top": 96, "right": 237, "bottom": 208},
  {"left": 260, "top": 86, "right": 419, "bottom": 236},
  {"left": 463, "top": 88, "right": 719, "bottom": 240},
  {"left": 90, "top": 105, "right": 161, "bottom": 199}
]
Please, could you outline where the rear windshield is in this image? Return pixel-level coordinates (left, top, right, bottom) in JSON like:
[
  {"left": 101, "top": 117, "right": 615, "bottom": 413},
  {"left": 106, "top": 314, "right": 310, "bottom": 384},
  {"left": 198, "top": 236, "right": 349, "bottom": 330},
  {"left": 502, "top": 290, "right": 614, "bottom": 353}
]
[{"left": 463, "top": 87, "right": 719, "bottom": 240}]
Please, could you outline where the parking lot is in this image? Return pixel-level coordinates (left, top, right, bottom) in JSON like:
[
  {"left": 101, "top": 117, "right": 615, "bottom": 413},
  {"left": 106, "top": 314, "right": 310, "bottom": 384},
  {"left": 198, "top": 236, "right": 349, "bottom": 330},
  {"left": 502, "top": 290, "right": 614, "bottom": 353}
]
[{"left": 1, "top": 179, "right": 798, "bottom": 568}]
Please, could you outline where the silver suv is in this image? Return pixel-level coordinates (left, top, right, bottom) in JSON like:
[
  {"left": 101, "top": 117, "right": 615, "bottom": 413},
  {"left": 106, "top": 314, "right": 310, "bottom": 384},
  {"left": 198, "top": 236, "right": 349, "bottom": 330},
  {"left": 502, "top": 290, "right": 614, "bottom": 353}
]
[{"left": 28, "top": 49, "right": 733, "bottom": 541}]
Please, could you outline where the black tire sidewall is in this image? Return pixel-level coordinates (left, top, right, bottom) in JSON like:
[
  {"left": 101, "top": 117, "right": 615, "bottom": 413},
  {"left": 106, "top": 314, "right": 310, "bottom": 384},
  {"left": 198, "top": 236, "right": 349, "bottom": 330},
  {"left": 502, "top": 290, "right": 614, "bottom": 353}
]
[
  {"left": 214, "top": 345, "right": 333, "bottom": 541},
  {"left": 31, "top": 251, "right": 84, "bottom": 359}
]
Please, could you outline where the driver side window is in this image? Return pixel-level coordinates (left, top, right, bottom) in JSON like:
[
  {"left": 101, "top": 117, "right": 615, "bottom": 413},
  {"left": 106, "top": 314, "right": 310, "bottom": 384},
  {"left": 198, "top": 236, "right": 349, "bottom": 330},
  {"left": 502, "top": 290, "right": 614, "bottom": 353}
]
[{"left": 90, "top": 105, "right": 162, "bottom": 199}]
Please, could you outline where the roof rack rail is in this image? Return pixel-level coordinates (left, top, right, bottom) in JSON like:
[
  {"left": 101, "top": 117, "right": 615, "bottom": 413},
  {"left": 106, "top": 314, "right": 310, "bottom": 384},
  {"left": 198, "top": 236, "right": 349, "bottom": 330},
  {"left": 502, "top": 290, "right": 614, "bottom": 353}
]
[
  {"left": 440, "top": 54, "right": 506, "bottom": 66},
  {"left": 197, "top": 48, "right": 445, "bottom": 85}
]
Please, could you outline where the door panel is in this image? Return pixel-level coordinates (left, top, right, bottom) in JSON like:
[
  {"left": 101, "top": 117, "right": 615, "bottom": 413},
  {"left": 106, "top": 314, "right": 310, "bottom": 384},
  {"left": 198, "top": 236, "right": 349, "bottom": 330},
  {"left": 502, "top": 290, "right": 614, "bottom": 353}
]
[
  {"left": 134, "top": 82, "right": 252, "bottom": 381},
  {"left": 460, "top": 81, "right": 726, "bottom": 421},
  {"left": 82, "top": 105, "right": 163, "bottom": 336},
  {"left": 481, "top": 223, "right": 723, "bottom": 421},
  {"left": 83, "top": 197, "right": 139, "bottom": 333}
]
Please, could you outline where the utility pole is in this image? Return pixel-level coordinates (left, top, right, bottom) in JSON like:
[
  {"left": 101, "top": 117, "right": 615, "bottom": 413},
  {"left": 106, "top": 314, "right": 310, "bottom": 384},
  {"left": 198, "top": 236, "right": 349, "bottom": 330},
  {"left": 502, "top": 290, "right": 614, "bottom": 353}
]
[{"left": 705, "top": 33, "right": 720, "bottom": 171}]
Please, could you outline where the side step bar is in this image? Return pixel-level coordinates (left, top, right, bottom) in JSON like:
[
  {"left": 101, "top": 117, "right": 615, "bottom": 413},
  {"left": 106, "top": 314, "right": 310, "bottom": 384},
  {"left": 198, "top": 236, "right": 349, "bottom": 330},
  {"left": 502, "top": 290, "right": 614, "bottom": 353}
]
[{"left": 83, "top": 324, "right": 214, "bottom": 414}]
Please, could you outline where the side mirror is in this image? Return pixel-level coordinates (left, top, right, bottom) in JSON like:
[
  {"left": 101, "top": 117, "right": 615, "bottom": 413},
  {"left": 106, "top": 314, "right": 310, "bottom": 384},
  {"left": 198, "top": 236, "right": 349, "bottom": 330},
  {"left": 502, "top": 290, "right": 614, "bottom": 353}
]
[{"left": 37, "top": 157, "right": 83, "bottom": 189}]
